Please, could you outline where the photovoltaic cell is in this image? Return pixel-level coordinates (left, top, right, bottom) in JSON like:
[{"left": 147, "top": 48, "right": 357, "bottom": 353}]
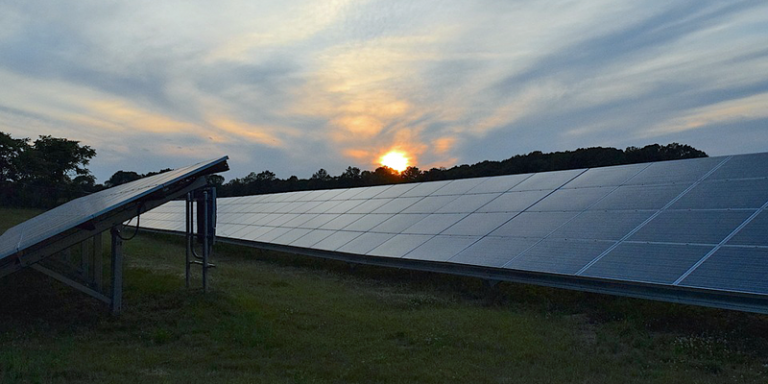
[
  {"left": 401, "top": 180, "right": 452, "bottom": 197},
  {"left": 401, "top": 195, "right": 459, "bottom": 213},
  {"left": 625, "top": 156, "right": 724, "bottom": 185},
  {"left": 313, "top": 231, "right": 362, "bottom": 251},
  {"left": 450, "top": 237, "right": 538, "bottom": 268},
  {"left": 511, "top": 169, "right": 584, "bottom": 191},
  {"left": 368, "top": 234, "right": 433, "bottom": 258},
  {"left": 346, "top": 198, "right": 390, "bottom": 214},
  {"left": 671, "top": 179, "right": 768, "bottom": 210},
  {"left": 290, "top": 229, "right": 335, "bottom": 248},
  {"left": 478, "top": 190, "right": 551, "bottom": 212},
  {"left": 504, "top": 239, "right": 614, "bottom": 275},
  {"left": 351, "top": 185, "right": 392, "bottom": 199},
  {"left": 435, "top": 193, "right": 500, "bottom": 214},
  {"left": 726, "top": 211, "right": 768, "bottom": 247},
  {"left": 371, "top": 197, "right": 422, "bottom": 214},
  {"left": 441, "top": 212, "right": 517, "bottom": 236},
  {"left": 273, "top": 228, "right": 313, "bottom": 245},
  {"left": 530, "top": 187, "right": 615, "bottom": 212},
  {"left": 581, "top": 243, "right": 714, "bottom": 284},
  {"left": 706, "top": 152, "right": 768, "bottom": 180},
  {"left": 565, "top": 163, "right": 648, "bottom": 188},
  {"left": 467, "top": 174, "right": 530, "bottom": 194},
  {"left": 679, "top": 247, "right": 768, "bottom": 295},
  {"left": 371, "top": 214, "right": 430, "bottom": 234},
  {"left": 628, "top": 210, "right": 753, "bottom": 245},
  {"left": 589, "top": 183, "right": 690, "bottom": 211},
  {"left": 405, "top": 235, "right": 480, "bottom": 261},
  {"left": 343, "top": 214, "right": 394, "bottom": 231},
  {"left": 549, "top": 211, "right": 654, "bottom": 241},
  {"left": 320, "top": 214, "right": 365, "bottom": 230},
  {"left": 490, "top": 211, "right": 580, "bottom": 238},
  {"left": 403, "top": 213, "right": 468, "bottom": 235},
  {"left": 432, "top": 178, "right": 487, "bottom": 196},
  {"left": 374, "top": 183, "right": 419, "bottom": 198},
  {"left": 338, "top": 232, "right": 395, "bottom": 254}
]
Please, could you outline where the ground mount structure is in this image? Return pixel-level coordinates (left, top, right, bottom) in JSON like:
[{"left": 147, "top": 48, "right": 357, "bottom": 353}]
[{"left": 0, "top": 157, "right": 229, "bottom": 313}]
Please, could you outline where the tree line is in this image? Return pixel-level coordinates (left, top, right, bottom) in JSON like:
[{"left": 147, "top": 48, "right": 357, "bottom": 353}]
[
  {"left": 0, "top": 129, "right": 708, "bottom": 207},
  {"left": 215, "top": 143, "right": 707, "bottom": 197}
]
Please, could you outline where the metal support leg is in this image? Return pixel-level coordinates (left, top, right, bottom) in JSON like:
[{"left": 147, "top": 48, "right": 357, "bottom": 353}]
[
  {"left": 185, "top": 192, "right": 192, "bottom": 289},
  {"left": 202, "top": 189, "right": 209, "bottom": 292},
  {"left": 93, "top": 232, "right": 103, "bottom": 291},
  {"left": 110, "top": 227, "right": 123, "bottom": 315}
]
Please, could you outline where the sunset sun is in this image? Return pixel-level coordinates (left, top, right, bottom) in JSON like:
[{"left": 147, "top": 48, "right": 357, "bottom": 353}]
[{"left": 380, "top": 151, "right": 409, "bottom": 172}]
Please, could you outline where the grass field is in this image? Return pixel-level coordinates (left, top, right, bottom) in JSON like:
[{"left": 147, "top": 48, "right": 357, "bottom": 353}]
[{"left": 2, "top": 207, "right": 768, "bottom": 383}]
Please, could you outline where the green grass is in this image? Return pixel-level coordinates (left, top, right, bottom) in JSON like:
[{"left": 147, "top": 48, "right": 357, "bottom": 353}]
[{"left": 2, "top": 207, "right": 768, "bottom": 383}]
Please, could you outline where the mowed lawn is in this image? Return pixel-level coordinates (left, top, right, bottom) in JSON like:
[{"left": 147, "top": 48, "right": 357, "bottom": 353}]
[{"left": 2, "top": 207, "right": 768, "bottom": 383}]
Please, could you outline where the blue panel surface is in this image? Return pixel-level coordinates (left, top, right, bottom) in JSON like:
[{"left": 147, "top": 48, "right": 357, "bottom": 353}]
[
  {"left": 680, "top": 247, "right": 768, "bottom": 295},
  {"left": 442, "top": 212, "right": 517, "bottom": 236},
  {"left": 490, "top": 211, "right": 580, "bottom": 238},
  {"left": 589, "top": 183, "right": 689, "bottom": 211},
  {"left": 628, "top": 210, "right": 753, "bottom": 245},
  {"left": 581, "top": 243, "right": 712, "bottom": 284},
  {"left": 530, "top": 187, "right": 614, "bottom": 212},
  {"left": 449, "top": 237, "right": 538, "bottom": 268},
  {"left": 512, "top": 169, "right": 585, "bottom": 191},
  {"left": 549, "top": 211, "right": 654, "bottom": 241},
  {"left": 625, "top": 156, "right": 724, "bottom": 185},
  {"left": 504, "top": 239, "right": 614, "bottom": 275},
  {"left": 707, "top": 152, "right": 768, "bottom": 180},
  {"left": 467, "top": 174, "right": 530, "bottom": 194},
  {"left": 478, "top": 190, "right": 551, "bottom": 212},
  {"left": 368, "top": 234, "right": 434, "bottom": 257},
  {"left": 405, "top": 235, "right": 480, "bottom": 261},
  {"left": 726, "top": 211, "right": 768, "bottom": 247},
  {"left": 671, "top": 179, "right": 768, "bottom": 210}
]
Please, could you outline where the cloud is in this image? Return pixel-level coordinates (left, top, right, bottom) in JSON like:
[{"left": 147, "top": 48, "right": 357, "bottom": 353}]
[{"left": 1, "top": 0, "right": 767, "bottom": 182}]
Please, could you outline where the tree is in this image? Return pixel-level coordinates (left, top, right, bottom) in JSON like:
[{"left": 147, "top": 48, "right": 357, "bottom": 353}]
[
  {"left": 401, "top": 166, "right": 422, "bottom": 182},
  {"left": 207, "top": 174, "right": 225, "bottom": 188},
  {"left": 105, "top": 170, "right": 142, "bottom": 187},
  {"left": 27, "top": 135, "right": 96, "bottom": 184},
  {"left": 0, "top": 132, "right": 26, "bottom": 185},
  {"left": 11, "top": 134, "right": 97, "bottom": 207},
  {"left": 311, "top": 169, "right": 331, "bottom": 181},
  {"left": 340, "top": 166, "right": 361, "bottom": 180}
]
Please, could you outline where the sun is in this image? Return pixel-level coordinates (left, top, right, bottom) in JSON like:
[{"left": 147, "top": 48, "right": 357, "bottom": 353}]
[{"left": 380, "top": 151, "right": 409, "bottom": 172}]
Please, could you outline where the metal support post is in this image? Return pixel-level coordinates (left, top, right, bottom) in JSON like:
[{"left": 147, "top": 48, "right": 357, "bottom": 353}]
[
  {"left": 93, "top": 232, "right": 103, "bottom": 291},
  {"left": 185, "top": 192, "right": 192, "bottom": 288},
  {"left": 202, "top": 189, "right": 209, "bottom": 292},
  {"left": 110, "top": 227, "right": 124, "bottom": 315},
  {"left": 185, "top": 187, "right": 216, "bottom": 291}
]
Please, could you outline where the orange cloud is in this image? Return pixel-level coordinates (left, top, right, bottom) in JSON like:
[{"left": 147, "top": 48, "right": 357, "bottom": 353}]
[
  {"left": 210, "top": 117, "right": 287, "bottom": 147},
  {"left": 331, "top": 115, "right": 385, "bottom": 138},
  {"left": 433, "top": 136, "right": 457, "bottom": 155}
]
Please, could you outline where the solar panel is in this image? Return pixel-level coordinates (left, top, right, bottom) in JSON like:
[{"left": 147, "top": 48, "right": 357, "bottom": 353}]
[
  {"left": 0, "top": 157, "right": 229, "bottom": 267},
  {"left": 141, "top": 152, "right": 768, "bottom": 313}
]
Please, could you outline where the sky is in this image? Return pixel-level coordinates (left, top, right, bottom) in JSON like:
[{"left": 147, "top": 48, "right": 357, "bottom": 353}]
[{"left": 1, "top": 0, "right": 767, "bottom": 183}]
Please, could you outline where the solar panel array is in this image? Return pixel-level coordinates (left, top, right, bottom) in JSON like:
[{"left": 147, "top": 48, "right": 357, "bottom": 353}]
[
  {"left": 142, "top": 153, "right": 768, "bottom": 306},
  {"left": 0, "top": 156, "right": 229, "bottom": 263}
]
